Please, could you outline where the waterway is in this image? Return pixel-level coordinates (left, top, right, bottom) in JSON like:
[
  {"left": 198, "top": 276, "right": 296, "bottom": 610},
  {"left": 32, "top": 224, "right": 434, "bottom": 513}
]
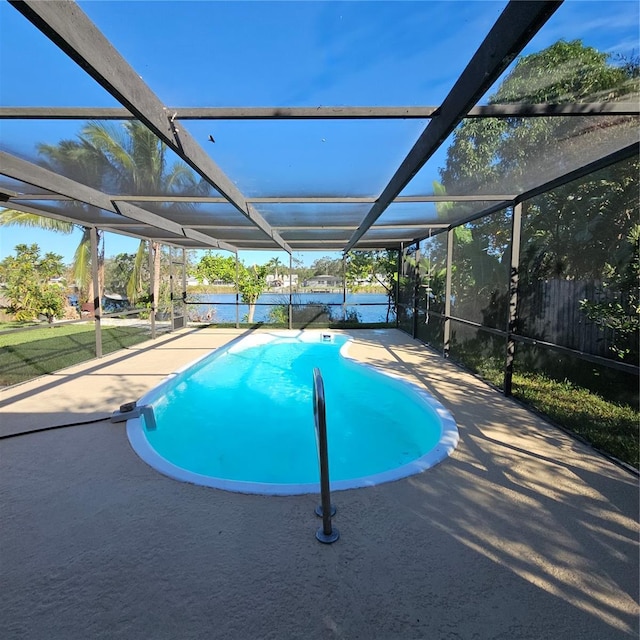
[{"left": 186, "top": 292, "right": 393, "bottom": 324}]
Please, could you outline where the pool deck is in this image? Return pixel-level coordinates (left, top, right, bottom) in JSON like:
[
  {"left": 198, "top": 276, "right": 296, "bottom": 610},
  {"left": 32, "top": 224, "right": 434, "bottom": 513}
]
[{"left": 1, "top": 327, "right": 638, "bottom": 639}]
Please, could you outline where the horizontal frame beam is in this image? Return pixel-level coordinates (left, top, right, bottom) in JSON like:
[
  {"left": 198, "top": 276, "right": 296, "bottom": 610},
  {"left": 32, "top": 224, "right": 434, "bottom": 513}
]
[
  {"left": 8, "top": 194, "right": 516, "bottom": 204},
  {"left": 440, "top": 313, "right": 640, "bottom": 375},
  {"left": 1, "top": 103, "right": 637, "bottom": 120},
  {"left": 0, "top": 151, "right": 239, "bottom": 252}
]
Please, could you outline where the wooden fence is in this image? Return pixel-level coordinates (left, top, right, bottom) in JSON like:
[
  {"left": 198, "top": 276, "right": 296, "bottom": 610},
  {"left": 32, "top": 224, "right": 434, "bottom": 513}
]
[{"left": 517, "top": 278, "right": 623, "bottom": 359}]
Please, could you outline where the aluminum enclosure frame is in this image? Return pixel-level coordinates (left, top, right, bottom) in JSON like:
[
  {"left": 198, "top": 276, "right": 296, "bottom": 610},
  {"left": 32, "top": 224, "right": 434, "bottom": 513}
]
[{"left": 1, "top": 0, "right": 637, "bottom": 256}]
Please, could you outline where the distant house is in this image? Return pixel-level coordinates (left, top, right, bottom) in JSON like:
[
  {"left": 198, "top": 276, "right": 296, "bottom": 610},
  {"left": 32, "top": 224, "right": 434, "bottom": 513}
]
[
  {"left": 303, "top": 275, "right": 342, "bottom": 288},
  {"left": 267, "top": 274, "right": 299, "bottom": 288},
  {"left": 353, "top": 273, "right": 390, "bottom": 287},
  {"left": 186, "top": 277, "right": 233, "bottom": 287}
]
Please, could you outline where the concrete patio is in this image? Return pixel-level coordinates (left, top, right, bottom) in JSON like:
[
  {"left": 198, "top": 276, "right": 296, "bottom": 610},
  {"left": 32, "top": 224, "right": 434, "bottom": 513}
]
[{"left": 1, "top": 327, "right": 638, "bottom": 639}]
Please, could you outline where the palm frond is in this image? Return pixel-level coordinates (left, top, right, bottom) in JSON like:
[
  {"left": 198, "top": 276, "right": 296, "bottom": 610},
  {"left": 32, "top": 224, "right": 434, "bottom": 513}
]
[
  {"left": 0, "top": 209, "right": 75, "bottom": 233},
  {"left": 127, "top": 241, "right": 147, "bottom": 303},
  {"left": 81, "top": 121, "right": 136, "bottom": 189},
  {"left": 72, "top": 229, "right": 92, "bottom": 290}
]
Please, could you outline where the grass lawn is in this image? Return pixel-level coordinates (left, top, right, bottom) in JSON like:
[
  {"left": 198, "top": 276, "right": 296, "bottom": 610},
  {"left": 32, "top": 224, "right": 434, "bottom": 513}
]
[
  {"left": 510, "top": 373, "right": 639, "bottom": 470},
  {"left": 476, "top": 364, "right": 639, "bottom": 470},
  {"left": 450, "top": 347, "right": 638, "bottom": 470},
  {"left": 0, "top": 323, "right": 152, "bottom": 387}
]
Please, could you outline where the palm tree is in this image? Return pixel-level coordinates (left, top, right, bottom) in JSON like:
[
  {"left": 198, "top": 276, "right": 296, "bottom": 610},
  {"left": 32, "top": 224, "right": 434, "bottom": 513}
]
[
  {"left": 267, "top": 256, "right": 284, "bottom": 287},
  {"left": 1, "top": 120, "right": 206, "bottom": 313}
]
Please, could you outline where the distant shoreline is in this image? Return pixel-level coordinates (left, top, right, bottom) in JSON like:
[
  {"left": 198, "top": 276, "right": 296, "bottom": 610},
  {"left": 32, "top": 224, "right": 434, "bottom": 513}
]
[{"left": 187, "top": 285, "right": 387, "bottom": 295}]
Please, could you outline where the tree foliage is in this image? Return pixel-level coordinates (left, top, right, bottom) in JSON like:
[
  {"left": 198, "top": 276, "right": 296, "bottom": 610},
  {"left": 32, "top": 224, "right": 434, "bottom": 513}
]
[
  {"left": 579, "top": 224, "right": 639, "bottom": 360},
  {"left": 309, "top": 256, "right": 343, "bottom": 277},
  {"left": 193, "top": 253, "right": 269, "bottom": 322},
  {"left": 439, "top": 40, "right": 638, "bottom": 273},
  {"left": 104, "top": 252, "right": 138, "bottom": 296},
  {"left": 346, "top": 250, "right": 398, "bottom": 320},
  {"left": 437, "top": 39, "right": 639, "bottom": 359},
  {"left": 0, "top": 244, "right": 67, "bottom": 323},
  {"left": 1, "top": 120, "right": 207, "bottom": 308},
  {"left": 266, "top": 257, "right": 285, "bottom": 281},
  {"left": 440, "top": 40, "right": 637, "bottom": 195}
]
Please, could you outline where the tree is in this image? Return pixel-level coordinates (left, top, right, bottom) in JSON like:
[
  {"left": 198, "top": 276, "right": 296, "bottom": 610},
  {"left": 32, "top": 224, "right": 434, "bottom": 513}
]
[
  {"left": 104, "top": 252, "right": 138, "bottom": 296},
  {"left": 68, "top": 121, "right": 205, "bottom": 310},
  {"left": 1, "top": 120, "right": 207, "bottom": 313},
  {"left": 267, "top": 257, "right": 284, "bottom": 283},
  {"left": 0, "top": 244, "right": 66, "bottom": 324},
  {"left": 0, "top": 210, "right": 101, "bottom": 305},
  {"left": 194, "top": 254, "right": 236, "bottom": 285},
  {"left": 346, "top": 250, "right": 399, "bottom": 321},
  {"left": 194, "top": 253, "right": 269, "bottom": 323},
  {"left": 238, "top": 264, "right": 269, "bottom": 322},
  {"left": 1, "top": 128, "right": 117, "bottom": 304},
  {"left": 310, "top": 256, "right": 342, "bottom": 277},
  {"left": 440, "top": 40, "right": 638, "bottom": 265},
  {"left": 439, "top": 39, "right": 639, "bottom": 333},
  {"left": 440, "top": 41, "right": 635, "bottom": 196},
  {"left": 579, "top": 224, "right": 639, "bottom": 362}
]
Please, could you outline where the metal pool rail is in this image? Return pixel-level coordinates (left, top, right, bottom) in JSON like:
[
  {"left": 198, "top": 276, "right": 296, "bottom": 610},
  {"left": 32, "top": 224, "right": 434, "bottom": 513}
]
[{"left": 313, "top": 367, "right": 339, "bottom": 544}]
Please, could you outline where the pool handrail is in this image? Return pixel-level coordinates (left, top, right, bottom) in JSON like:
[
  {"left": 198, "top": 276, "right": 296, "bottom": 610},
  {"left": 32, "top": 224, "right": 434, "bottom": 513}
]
[{"left": 312, "top": 367, "right": 339, "bottom": 544}]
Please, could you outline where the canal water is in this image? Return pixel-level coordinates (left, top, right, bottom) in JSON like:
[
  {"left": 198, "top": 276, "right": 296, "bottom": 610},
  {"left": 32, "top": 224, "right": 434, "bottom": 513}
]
[{"left": 186, "top": 292, "right": 393, "bottom": 324}]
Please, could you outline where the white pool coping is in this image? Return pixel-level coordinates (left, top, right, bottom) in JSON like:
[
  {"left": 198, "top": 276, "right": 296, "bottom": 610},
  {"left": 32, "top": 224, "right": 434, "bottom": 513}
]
[{"left": 126, "top": 329, "right": 459, "bottom": 495}]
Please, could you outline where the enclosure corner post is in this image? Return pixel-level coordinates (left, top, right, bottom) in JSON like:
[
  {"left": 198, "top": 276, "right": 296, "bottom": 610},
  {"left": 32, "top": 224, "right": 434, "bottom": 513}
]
[
  {"left": 148, "top": 240, "right": 156, "bottom": 339},
  {"left": 288, "top": 253, "right": 293, "bottom": 329},
  {"left": 443, "top": 228, "right": 454, "bottom": 358},
  {"left": 342, "top": 253, "right": 347, "bottom": 322},
  {"left": 177, "top": 247, "right": 186, "bottom": 330},
  {"left": 90, "top": 225, "right": 102, "bottom": 358},
  {"left": 235, "top": 253, "right": 240, "bottom": 329},
  {"left": 412, "top": 240, "right": 420, "bottom": 339},
  {"left": 504, "top": 201, "right": 523, "bottom": 396},
  {"left": 395, "top": 246, "right": 402, "bottom": 328}
]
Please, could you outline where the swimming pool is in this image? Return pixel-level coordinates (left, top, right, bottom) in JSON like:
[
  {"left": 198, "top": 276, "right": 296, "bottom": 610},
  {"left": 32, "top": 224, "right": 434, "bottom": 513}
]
[{"left": 127, "top": 330, "right": 459, "bottom": 495}]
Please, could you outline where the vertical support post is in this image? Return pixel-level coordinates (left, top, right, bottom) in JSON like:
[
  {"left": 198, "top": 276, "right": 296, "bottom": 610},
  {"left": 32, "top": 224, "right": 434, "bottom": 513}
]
[
  {"left": 342, "top": 254, "right": 347, "bottom": 322},
  {"left": 169, "top": 247, "right": 175, "bottom": 332},
  {"left": 148, "top": 240, "right": 156, "bottom": 339},
  {"left": 313, "top": 368, "right": 339, "bottom": 544},
  {"left": 395, "top": 245, "right": 402, "bottom": 328},
  {"left": 412, "top": 240, "right": 420, "bottom": 339},
  {"left": 90, "top": 226, "right": 102, "bottom": 358},
  {"left": 288, "top": 253, "right": 293, "bottom": 329},
  {"left": 504, "top": 201, "right": 523, "bottom": 396},
  {"left": 234, "top": 253, "right": 240, "bottom": 329},
  {"left": 181, "top": 248, "right": 187, "bottom": 328},
  {"left": 443, "top": 228, "right": 454, "bottom": 358}
]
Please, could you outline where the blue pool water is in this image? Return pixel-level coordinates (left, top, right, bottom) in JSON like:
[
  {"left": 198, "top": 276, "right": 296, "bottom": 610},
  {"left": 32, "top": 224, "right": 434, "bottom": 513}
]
[{"left": 127, "top": 331, "right": 458, "bottom": 494}]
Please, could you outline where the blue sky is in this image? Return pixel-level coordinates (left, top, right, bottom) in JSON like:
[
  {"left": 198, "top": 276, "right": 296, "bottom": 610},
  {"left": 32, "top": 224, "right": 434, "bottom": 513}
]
[{"left": 1, "top": 0, "right": 638, "bottom": 267}]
